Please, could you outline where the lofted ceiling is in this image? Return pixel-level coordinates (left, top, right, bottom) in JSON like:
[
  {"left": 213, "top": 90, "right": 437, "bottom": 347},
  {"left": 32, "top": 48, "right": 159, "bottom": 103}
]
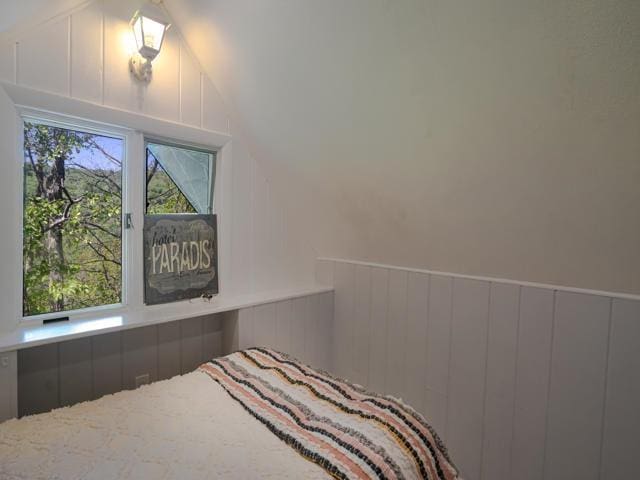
[
  {"left": 3, "top": 0, "right": 637, "bottom": 294},
  {"left": 166, "top": 0, "right": 640, "bottom": 294}
]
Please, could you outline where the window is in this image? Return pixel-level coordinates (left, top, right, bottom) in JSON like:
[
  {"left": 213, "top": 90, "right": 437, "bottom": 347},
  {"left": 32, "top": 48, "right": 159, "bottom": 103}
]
[
  {"left": 22, "top": 120, "right": 124, "bottom": 317},
  {"left": 145, "top": 140, "right": 216, "bottom": 214}
]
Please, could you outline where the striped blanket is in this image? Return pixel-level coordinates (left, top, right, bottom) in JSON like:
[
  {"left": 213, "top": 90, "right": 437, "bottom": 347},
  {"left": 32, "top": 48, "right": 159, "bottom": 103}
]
[{"left": 199, "top": 348, "right": 459, "bottom": 480}]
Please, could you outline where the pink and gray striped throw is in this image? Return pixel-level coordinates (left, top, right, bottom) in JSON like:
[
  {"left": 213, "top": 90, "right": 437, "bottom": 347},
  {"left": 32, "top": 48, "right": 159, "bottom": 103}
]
[{"left": 199, "top": 348, "right": 459, "bottom": 480}]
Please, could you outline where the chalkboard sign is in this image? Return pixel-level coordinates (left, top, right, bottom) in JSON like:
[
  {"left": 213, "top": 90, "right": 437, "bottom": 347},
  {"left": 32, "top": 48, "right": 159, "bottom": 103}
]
[{"left": 143, "top": 214, "right": 218, "bottom": 305}]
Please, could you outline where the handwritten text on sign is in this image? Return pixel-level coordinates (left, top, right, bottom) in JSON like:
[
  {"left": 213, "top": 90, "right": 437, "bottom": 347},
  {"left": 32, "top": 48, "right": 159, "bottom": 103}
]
[{"left": 144, "top": 214, "right": 218, "bottom": 305}]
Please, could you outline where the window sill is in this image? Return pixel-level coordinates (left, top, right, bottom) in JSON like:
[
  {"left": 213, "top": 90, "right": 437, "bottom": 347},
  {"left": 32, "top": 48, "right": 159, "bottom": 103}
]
[{"left": 0, "top": 285, "right": 333, "bottom": 353}]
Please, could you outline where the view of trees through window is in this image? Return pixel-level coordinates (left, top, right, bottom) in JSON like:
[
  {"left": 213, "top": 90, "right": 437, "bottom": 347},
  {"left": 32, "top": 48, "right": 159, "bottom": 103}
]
[
  {"left": 23, "top": 122, "right": 123, "bottom": 316},
  {"left": 146, "top": 148, "right": 197, "bottom": 214},
  {"left": 22, "top": 121, "right": 206, "bottom": 317}
]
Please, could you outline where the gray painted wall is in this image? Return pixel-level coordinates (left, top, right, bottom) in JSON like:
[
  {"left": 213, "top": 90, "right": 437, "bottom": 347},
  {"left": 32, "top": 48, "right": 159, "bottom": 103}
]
[
  {"left": 319, "top": 258, "right": 640, "bottom": 480},
  {"left": 18, "top": 313, "right": 225, "bottom": 417}
]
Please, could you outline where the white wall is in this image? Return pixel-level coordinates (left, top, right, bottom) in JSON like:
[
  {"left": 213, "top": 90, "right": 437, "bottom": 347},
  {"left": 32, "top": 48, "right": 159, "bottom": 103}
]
[
  {"left": 168, "top": 0, "right": 640, "bottom": 296},
  {"left": 317, "top": 258, "right": 640, "bottom": 480},
  {"left": 0, "top": 0, "right": 317, "bottom": 332}
]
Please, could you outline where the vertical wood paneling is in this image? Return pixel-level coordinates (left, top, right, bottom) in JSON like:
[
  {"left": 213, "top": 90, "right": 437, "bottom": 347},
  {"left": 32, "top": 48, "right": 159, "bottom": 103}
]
[
  {"left": 92, "top": 332, "right": 122, "bottom": 398},
  {"left": 202, "top": 315, "right": 222, "bottom": 361},
  {"left": 601, "top": 299, "right": 640, "bottom": 479},
  {"left": 511, "top": 287, "right": 554, "bottom": 480},
  {"left": 181, "top": 317, "right": 204, "bottom": 373},
  {"left": 425, "top": 389, "right": 448, "bottom": 441},
  {"left": 17, "top": 18, "right": 69, "bottom": 95},
  {"left": 275, "top": 300, "right": 293, "bottom": 354},
  {"left": 179, "top": 42, "right": 202, "bottom": 127},
  {"left": 202, "top": 75, "right": 228, "bottom": 133},
  {"left": 315, "top": 259, "right": 335, "bottom": 286},
  {"left": 122, "top": 325, "right": 158, "bottom": 390},
  {"left": 237, "top": 307, "right": 255, "bottom": 350},
  {"left": 544, "top": 292, "right": 611, "bottom": 480},
  {"left": 333, "top": 262, "right": 356, "bottom": 379},
  {"left": 291, "top": 296, "right": 308, "bottom": 361},
  {"left": 405, "top": 272, "right": 429, "bottom": 411},
  {"left": 327, "top": 260, "right": 640, "bottom": 479},
  {"left": 318, "top": 291, "right": 335, "bottom": 371},
  {"left": 70, "top": 2, "right": 103, "bottom": 103},
  {"left": 386, "top": 269, "right": 408, "bottom": 399},
  {"left": 368, "top": 267, "right": 389, "bottom": 393},
  {"left": 0, "top": 351, "right": 17, "bottom": 422},
  {"left": 18, "top": 344, "right": 59, "bottom": 417},
  {"left": 353, "top": 265, "right": 372, "bottom": 387},
  {"left": 143, "top": 28, "right": 180, "bottom": 121},
  {"left": 59, "top": 338, "right": 92, "bottom": 407},
  {"left": 253, "top": 303, "right": 277, "bottom": 350},
  {"left": 446, "top": 278, "right": 490, "bottom": 480},
  {"left": 102, "top": 2, "right": 141, "bottom": 112},
  {"left": 305, "top": 294, "right": 320, "bottom": 367},
  {"left": 481, "top": 283, "right": 520, "bottom": 480},
  {"left": 426, "top": 275, "right": 453, "bottom": 396},
  {"left": 157, "top": 322, "right": 181, "bottom": 380}
]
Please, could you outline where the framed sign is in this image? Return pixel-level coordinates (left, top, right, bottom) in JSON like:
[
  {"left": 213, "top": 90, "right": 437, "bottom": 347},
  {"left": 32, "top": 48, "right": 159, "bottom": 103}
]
[{"left": 143, "top": 214, "right": 218, "bottom": 305}]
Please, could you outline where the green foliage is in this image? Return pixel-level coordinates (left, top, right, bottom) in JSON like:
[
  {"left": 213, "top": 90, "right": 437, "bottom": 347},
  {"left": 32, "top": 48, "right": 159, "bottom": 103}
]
[
  {"left": 146, "top": 159, "right": 197, "bottom": 214},
  {"left": 22, "top": 123, "right": 198, "bottom": 317},
  {"left": 22, "top": 122, "right": 122, "bottom": 316}
]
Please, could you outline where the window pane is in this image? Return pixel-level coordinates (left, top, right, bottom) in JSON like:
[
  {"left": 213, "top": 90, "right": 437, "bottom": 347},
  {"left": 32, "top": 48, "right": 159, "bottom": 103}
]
[
  {"left": 23, "top": 121, "right": 123, "bottom": 316},
  {"left": 145, "top": 141, "right": 215, "bottom": 214}
]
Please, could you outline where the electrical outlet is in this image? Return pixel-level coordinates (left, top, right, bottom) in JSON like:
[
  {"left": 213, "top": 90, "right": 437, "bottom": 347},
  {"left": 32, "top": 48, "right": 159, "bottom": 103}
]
[
  {"left": 135, "top": 374, "right": 150, "bottom": 388},
  {"left": 1, "top": 356, "right": 9, "bottom": 368}
]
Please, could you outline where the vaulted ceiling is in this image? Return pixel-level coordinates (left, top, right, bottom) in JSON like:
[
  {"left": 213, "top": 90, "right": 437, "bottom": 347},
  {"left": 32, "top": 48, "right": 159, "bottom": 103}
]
[
  {"left": 166, "top": 0, "right": 640, "bottom": 294},
  {"left": 3, "top": 0, "right": 638, "bottom": 293}
]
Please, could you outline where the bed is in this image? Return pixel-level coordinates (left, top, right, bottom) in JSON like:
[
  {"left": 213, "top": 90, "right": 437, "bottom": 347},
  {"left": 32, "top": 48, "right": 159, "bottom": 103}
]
[{"left": 0, "top": 348, "right": 459, "bottom": 479}]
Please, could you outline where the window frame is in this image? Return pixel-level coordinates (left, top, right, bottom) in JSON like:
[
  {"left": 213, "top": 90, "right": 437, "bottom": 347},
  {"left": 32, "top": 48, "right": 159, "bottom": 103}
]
[
  {"left": 19, "top": 110, "right": 133, "bottom": 323},
  {"left": 143, "top": 136, "right": 217, "bottom": 215}
]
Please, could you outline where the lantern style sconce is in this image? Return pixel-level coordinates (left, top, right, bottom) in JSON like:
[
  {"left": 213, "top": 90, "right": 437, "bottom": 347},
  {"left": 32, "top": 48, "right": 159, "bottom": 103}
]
[{"left": 129, "top": 3, "right": 171, "bottom": 82}]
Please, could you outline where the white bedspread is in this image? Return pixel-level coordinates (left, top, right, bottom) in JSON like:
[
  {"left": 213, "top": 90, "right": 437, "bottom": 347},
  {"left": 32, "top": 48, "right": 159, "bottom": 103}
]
[{"left": 0, "top": 370, "right": 329, "bottom": 479}]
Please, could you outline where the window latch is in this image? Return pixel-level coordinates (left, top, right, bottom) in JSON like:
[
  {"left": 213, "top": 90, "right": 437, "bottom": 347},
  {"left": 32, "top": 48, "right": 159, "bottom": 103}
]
[{"left": 125, "top": 213, "right": 134, "bottom": 229}]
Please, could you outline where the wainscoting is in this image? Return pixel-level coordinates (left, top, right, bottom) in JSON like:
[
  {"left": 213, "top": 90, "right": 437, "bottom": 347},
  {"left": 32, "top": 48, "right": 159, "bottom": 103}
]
[
  {"left": 316, "top": 258, "right": 640, "bottom": 480},
  {"left": 17, "top": 314, "right": 226, "bottom": 417},
  {"left": 225, "top": 291, "right": 334, "bottom": 372},
  {"left": 15, "top": 290, "right": 334, "bottom": 418}
]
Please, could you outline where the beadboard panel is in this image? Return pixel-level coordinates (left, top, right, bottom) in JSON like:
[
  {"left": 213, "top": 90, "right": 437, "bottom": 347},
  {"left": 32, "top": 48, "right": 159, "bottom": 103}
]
[
  {"left": 17, "top": 314, "right": 224, "bottom": 417},
  {"left": 544, "top": 292, "right": 611, "bottom": 480},
  {"left": 601, "top": 299, "right": 640, "bottom": 479},
  {"left": 0, "top": 351, "right": 18, "bottom": 422},
  {"left": 228, "top": 291, "right": 334, "bottom": 371},
  {"left": 447, "top": 278, "right": 491, "bottom": 480},
  {"left": 481, "top": 283, "right": 520, "bottom": 480},
  {"left": 320, "top": 258, "right": 640, "bottom": 480}
]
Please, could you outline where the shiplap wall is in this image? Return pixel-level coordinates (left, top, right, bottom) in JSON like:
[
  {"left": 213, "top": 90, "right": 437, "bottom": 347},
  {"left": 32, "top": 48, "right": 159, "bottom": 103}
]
[
  {"left": 17, "top": 313, "right": 225, "bottom": 417},
  {"left": 0, "top": 351, "right": 17, "bottom": 421},
  {"left": 0, "top": 0, "right": 316, "bottom": 319},
  {"left": 316, "top": 258, "right": 640, "bottom": 480},
  {"left": 15, "top": 291, "right": 334, "bottom": 418},
  {"left": 226, "top": 291, "right": 334, "bottom": 372}
]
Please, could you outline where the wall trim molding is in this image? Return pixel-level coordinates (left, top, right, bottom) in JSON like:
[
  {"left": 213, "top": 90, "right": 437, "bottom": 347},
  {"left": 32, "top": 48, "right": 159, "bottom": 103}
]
[
  {"left": 0, "top": 82, "right": 231, "bottom": 148},
  {"left": 318, "top": 257, "right": 640, "bottom": 301}
]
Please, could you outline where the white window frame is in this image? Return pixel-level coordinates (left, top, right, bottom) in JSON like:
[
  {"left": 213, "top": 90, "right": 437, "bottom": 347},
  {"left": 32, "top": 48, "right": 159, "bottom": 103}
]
[{"left": 18, "top": 109, "right": 135, "bottom": 323}]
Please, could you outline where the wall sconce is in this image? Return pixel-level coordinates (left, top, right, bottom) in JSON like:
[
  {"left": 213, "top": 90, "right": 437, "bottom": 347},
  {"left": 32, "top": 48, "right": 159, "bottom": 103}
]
[{"left": 129, "top": 3, "right": 171, "bottom": 82}]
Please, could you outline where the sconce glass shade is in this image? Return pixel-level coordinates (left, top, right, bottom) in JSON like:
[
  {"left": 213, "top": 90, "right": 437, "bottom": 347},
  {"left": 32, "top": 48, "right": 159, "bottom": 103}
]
[{"left": 130, "top": 4, "right": 170, "bottom": 61}]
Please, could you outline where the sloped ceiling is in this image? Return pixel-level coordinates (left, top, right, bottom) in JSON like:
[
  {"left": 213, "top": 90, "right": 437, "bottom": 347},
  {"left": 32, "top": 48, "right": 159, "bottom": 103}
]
[
  {"left": 0, "top": 0, "right": 89, "bottom": 36},
  {"left": 145, "top": 1, "right": 640, "bottom": 293}
]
